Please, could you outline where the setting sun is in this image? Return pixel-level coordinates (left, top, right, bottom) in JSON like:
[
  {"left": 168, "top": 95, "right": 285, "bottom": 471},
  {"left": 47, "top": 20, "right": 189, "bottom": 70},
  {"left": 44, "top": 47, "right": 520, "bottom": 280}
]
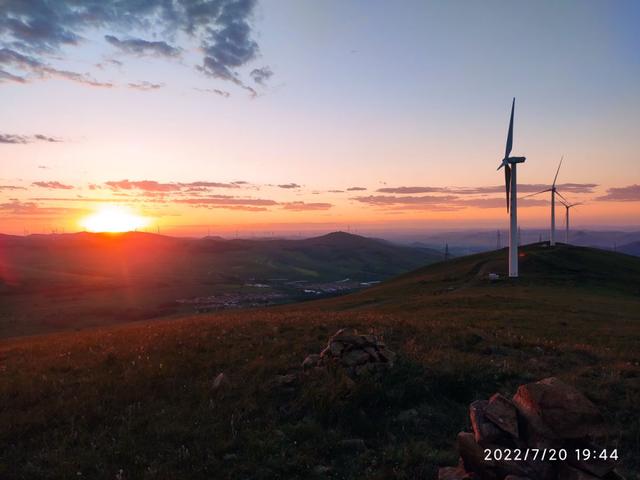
[{"left": 80, "top": 206, "right": 151, "bottom": 233}]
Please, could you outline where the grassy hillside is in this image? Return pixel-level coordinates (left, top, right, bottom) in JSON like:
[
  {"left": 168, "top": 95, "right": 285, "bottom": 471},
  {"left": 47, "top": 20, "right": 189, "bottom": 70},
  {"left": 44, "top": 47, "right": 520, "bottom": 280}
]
[
  {"left": 0, "top": 231, "right": 441, "bottom": 338},
  {"left": 1, "top": 244, "right": 639, "bottom": 479}
]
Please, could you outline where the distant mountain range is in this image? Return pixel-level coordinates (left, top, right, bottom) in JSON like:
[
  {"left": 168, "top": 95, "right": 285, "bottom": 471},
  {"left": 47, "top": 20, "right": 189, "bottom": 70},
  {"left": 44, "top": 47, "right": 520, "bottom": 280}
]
[
  {"left": 406, "top": 229, "right": 640, "bottom": 255},
  {"left": 0, "top": 231, "right": 442, "bottom": 338}
]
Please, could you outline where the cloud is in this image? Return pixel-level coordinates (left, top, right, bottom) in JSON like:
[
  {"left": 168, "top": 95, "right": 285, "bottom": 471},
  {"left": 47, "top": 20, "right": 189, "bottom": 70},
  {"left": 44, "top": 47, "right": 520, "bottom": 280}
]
[
  {"left": 0, "top": 132, "right": 62, "bottom": 144},
  {"left": 596, "top": 184, "right": 640, "bottom": 202},
  {"left": 282, "top": 202, "right": 332, "bottom": 211},
  {"left": 195, "top": 87, "right": 230, "bottom": 98},
  {"left": 105, "top": 35, "right": 182, "bottom": 58},
  {"left": 0, "top": 200, "right": 76, "bottom": 216},
  {"left": 250, "top": 66, "right": 273, "bottom": 85},
  {"left": 104, "top": 179, "right": 245, "bottom": 193},
  {"left": 377, "top": 183, "right": 598, "bottom": 195},
  {"left": 347, "top": 187, "right": 367, "bottom": 191},
  {"left": 0, "top": 185, "right": 26, "bottom": 190},
  {"left": 0, "top": 47, "right": 113, "bottom": 87},
  {"left": 175, "top": 196, "right": 277, "bottom": 210},
  {"left": 352, "top": 194, "right": 548, "bottom": 211},
  {"left": 105, "top": 180, "right": 181, "bottom": 192},
  {"left": 32, "top": 181, "right": 73, "bottom": 190},
  {"left": 128, "top": 81, "right": 163, "bottom": 91},
  {"left": 0, "top": 1, "right": 268, "bottom": 92},
  {"left": 278, "top": 183, "right": 301, "bottom": 189}
]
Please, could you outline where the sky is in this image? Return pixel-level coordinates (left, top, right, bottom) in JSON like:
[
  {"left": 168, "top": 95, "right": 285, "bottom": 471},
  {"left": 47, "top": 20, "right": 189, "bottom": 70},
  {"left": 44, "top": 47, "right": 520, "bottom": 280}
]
[{"left": 1, "top": 0, "right": 639, "bottom": 237}]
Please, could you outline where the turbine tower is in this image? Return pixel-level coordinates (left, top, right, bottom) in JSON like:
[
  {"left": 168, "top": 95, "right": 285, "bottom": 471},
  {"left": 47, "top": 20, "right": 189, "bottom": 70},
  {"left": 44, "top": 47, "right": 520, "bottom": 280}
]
[
  {"left": 523, "top": 157, "right": 566, "bottom": 246},
  {"left": 497, "top": 98, "right": 526, "bottom": 278},
  {"left": 560, "top": 200, "right": 582, "bottom": 244}
]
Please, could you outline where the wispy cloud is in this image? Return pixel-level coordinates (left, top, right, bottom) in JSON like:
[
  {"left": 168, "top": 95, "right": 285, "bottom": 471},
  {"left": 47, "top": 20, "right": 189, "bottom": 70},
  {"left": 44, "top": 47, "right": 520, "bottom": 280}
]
[
  {"left": 250, "top": 66, "right": 273, "bottom": 85},
  {"left": 596, "top": 184, "right": 640, "bottom": 202},
  {"left": 128, "top": 81, "right": 163, "bottom": 91},
  {"left": 0, "top": 185, "right": 26, "bottom": 191},
  {"left": 278, "top": 183, "right": 301, "bottom": 189},
  {"left": 0, "top": 132, "right": 62, "bottom": 144},
  {"left": 346, "top": 187, "right": 367, "bottom": 191},
  {"left": 282, "top": 201, "right": 332, "bottom": 211},
  {"left": 105, "top": 35, "right": 182, "bottom": 58},
  {"left": 195, "top": 87, "right": 230, "bottom": 98},
  {"left": 377, "top": 183, "right": 598, "bottom": 195},
  {"left": 32, "top": 181, "right": 73, "bottom": 190}
]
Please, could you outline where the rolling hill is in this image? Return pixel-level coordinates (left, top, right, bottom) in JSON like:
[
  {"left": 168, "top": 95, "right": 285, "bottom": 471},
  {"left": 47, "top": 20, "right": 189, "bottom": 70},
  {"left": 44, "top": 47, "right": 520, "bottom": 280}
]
[
  {"left": 0, "top": 231, "right": 441, "bottom": 338},
  {"left": 619, "top": 240, "right": 640, "bottom": 257},
  {"left": 1, "top": 244, "right": 639, "bottom": 479}
]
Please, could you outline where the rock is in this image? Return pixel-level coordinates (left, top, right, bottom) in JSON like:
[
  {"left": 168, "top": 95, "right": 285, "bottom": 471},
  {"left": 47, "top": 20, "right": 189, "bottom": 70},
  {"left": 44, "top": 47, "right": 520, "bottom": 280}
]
[
  {"left": 223, "top": 453, "right": 238, "bottom": 461},
  {"left": 329, "top": 341, "right": 344, "bottom": 356},
  {"left": 566, "top": 443, "right": 616, "bottom": 477},
  {"left": 504, "top": 477, "right": 532, "bottom": 480},
  {"left": 513, "top": 377, "right": 605, "bottom": 440},
  {"left": 212, "top": 372, "right": 229, "bottom": 390},
  {"left": 302, "top": 354, "right": 321, "bottom": 370},
  {"left": 341, "top": 349, "right": 370, "bottom": 367},
  {"left": 457, "top": 432, "right": 496, "bottom": 476},
  {"left": 364, "top": 346, "right": 379, "bottom": 361},
  {"left": 469, "top": 400, "right": 504, "bottom": 445},
  {"left": 337, "top": 438, "right": 367, "bottom": 452},
  {"left": 485, "top": 393, "right": 519, "bottom": 438},
  {"left": 377, "top": 348, "right": 396, "bottom": 363}
]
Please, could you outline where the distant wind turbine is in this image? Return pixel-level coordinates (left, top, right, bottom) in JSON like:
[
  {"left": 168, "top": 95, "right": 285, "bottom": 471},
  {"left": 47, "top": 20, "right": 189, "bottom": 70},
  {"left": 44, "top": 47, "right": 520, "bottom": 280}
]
[
  {"left": 559, "top": 200, "right": 582, "bottom": 244},
  {"left": 523, "top": 156, "right": 567, "bottom": 246},
  {"left": 497, "top": 98, "right": 526, "bottom": 277}
]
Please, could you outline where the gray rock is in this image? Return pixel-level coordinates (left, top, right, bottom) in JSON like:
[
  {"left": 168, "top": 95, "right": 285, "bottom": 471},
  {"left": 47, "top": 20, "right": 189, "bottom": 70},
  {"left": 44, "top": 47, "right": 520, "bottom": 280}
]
[
  {"left": 485, "top": 393, "right": 519, "bottom": 438},
  {"left": 341, "top": 349, "right": 370, "bottom": 367},
  {"left": 469, "top": 400, "right": 504, "bottom": 445},
  {"left": 396, "top": 408, "right": 419, "bottom": 424},
  {"left": 302, "top": 354, "right": 321, "bottom": 370},
  {"left": 212, "top": 372, "right": 229, "bottom": 390}
]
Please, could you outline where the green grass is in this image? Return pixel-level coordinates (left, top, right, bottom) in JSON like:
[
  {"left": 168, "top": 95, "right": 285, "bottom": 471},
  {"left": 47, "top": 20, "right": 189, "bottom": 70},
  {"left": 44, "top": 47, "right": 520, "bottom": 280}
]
[{"left": 1, "top": 244, "right": 639, "bottom": 479}]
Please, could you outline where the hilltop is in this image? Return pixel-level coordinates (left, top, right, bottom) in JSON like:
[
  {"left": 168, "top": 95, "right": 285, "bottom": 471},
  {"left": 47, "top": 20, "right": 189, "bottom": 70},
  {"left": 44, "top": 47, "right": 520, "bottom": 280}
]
[
  {"left": 0, "top": 231, "right": 441, "bottom": 338},
  {"left": 1, "top": 245, "right": 639, "bottom": 479}
]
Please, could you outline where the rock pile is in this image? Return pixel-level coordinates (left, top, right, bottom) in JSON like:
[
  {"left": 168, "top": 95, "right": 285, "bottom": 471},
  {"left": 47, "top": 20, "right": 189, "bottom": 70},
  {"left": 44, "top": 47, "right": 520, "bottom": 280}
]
[
  {"left": 438, "top": 377, "right": 624, "bottom": 480},
  {"left": 302, "top": 328, "right": 395, "bottom": 377}
]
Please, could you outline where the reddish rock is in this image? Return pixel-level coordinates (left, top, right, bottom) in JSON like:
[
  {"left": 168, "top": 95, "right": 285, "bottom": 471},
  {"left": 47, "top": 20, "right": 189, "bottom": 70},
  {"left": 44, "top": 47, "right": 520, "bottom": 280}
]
[
  {"left": 302, "top": 354, "right": 320, "bottom": 370},
  {"left": 513, "top": 377, "right": 605, "bottom": 441},
  {"left": 485, "top": 393, "right": 519, "bottom": 438},
  {"left": 457, "top": 432, "right": 496, "bottom": 477},
  {"left": 469, "top": 400, "right": 505, "bottom": 445}
]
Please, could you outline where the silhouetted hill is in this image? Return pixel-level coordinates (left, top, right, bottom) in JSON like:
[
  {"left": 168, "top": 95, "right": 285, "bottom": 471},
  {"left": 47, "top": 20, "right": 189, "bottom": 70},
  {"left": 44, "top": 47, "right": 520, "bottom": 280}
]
[
  {"left": 0, "top": 231, "right": 441, "bottom": 338},
  {"left": 618, "top": 241, "right": 640, "bottom": 257}
]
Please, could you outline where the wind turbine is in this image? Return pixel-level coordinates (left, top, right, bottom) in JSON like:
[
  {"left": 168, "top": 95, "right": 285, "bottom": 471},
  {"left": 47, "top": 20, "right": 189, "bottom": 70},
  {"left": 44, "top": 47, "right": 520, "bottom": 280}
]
[
  {"left": 523, "top": 156, "right": 566, "bottom": 246},
  {"left": 497, "top": 98, "right": 526, "bottom": 277},
  {"left": 559, "top": 200, "right": 582, "bottom": 244}
]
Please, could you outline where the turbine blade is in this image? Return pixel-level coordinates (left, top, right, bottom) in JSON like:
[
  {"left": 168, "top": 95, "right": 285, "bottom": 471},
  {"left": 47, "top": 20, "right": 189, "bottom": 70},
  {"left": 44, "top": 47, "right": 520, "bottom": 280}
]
[
  {"left": 556, "top": 190, "right": 568, "bottom": 203},
  {"left": 552, "top": 155, "right": 563, "bottom": 187},
  {"left": 505, "top": 98, "right": 514, "bottom": 158},
  {"left": 522, "top": 188, "right": 551, "bottom": 199},
  {"left": 505, "top": 165, "right": 511, "bottom": 212}
]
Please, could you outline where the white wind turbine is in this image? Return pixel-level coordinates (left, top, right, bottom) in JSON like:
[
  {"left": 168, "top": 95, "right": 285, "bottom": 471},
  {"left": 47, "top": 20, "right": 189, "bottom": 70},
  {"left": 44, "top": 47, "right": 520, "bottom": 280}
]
[
  {"left": 559, "top": 200, "right": 582, "bottom": 244},
  {"left": 497, "top": 98, "right": 526, "bottom": 278},
  {"left": 523, "top": 156, "right": 566, "bottom": 246}
]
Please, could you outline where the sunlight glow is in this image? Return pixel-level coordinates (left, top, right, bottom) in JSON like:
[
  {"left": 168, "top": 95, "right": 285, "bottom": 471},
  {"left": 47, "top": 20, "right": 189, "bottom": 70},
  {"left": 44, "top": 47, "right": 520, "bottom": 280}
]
[{"left": 80, "top": 206, "right": 150, "bottom": 233}]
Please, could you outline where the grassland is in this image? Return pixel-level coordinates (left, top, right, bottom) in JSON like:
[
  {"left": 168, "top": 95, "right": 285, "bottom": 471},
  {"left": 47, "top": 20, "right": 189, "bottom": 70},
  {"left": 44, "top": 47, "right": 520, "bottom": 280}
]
[
  {"left": 1, "top": 244, "right": 639, "bottom": 479},
  {"left": 0, "top": 231, "right": 440, "bottom": 338}
]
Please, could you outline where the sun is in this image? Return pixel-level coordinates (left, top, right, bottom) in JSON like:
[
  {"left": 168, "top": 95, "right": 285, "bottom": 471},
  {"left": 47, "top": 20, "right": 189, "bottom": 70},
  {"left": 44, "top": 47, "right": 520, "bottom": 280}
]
[{"left": 80, "top": 205, "right": 151, "bottom": 233}]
